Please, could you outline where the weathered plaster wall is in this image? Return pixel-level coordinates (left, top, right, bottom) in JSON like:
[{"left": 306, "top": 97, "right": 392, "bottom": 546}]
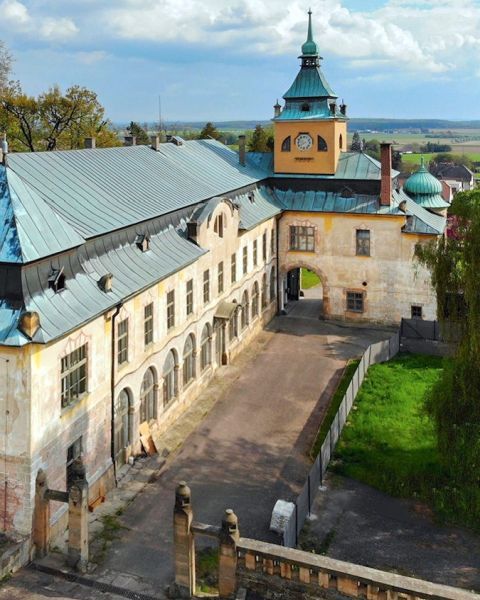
[{"left": 279, "top": 211, "right": 436, "bottom": 324}]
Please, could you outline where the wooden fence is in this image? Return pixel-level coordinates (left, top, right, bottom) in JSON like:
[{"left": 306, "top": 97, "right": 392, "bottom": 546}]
[{"left": 282, "top": 331, "right": 400, "bottom": 548}]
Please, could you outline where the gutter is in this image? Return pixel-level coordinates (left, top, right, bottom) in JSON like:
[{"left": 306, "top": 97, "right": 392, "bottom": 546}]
[{"left": 110, "top": 303, "right": 122, "bottom": 487}]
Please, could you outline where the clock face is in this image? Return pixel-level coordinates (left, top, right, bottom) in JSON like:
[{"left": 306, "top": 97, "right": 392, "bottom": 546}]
[{"left": 296, "top": 133, "right": 313, "bottom": 151}]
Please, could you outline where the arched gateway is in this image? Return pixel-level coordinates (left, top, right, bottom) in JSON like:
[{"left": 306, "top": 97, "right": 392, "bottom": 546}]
[{"left": 279, "top": 262, "right": 329, "bottom": 318}]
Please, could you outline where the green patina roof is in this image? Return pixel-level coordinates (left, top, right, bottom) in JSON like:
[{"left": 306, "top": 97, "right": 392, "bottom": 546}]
[{"left": 404, "top": 157, "right": 443, "bottom": 196}]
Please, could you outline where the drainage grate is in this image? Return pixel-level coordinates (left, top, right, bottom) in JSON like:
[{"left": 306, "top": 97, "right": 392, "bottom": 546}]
[{"left": 29, "top": 562, "right": 163, "bottom": 600}]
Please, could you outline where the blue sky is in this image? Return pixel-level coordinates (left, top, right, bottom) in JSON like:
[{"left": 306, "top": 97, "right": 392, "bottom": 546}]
[{"left": 1, "top": 0, "right": 479, "bottom": 123}]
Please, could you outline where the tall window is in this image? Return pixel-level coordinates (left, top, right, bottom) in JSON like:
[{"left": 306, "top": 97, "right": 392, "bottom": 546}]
[
  {"left": 356, "top": 229, "right": 371, "bottom": 256},
  {"left": 163, "top": 350, "right": 177, "bottom": 407},
  {"left": 261, "top": 273, "right": 267, "bottom": 308},
  {"left": 262, "top": 232, "right": 267, "bottom": 262},
  {"left": 339, "top": 133, "right": 343, "bottom": 149},
  {"left": 218, "top": 261, "right": 224, "bottom": 295},
  {"left": 144, "top": 303, "right": 154, "bottom": 347},
  {"left": 229, "top": 309, "right": 238, "bottom": 342},
  {"left": 271, "top": 229, "right": 275, "bottom": 255},
  {"left": 253, "top": 240, "right": 258, "bottom": 267},
  {"left": 214, "top": 213, "right": 224, "bottom": 237},
  {"left": 183, "top": 334, "right": 196, "bottom": 385},
  {"left": 290, "top": 226, "right": 315, "bottom": 252},
  {"left": 317, "top": 136, "right": 328, "bottom": 151},
  {"left": 115, "top": 389, "right": 131, "bottom": 462},
  {"left": 61, "top": 344, "right": 88, "bottom": 408},
  {"left": 186, "top": 279, "right": 194, "bottom": 316},
  {"left": 346, "top": 291, "right": 364, "bottom": 313},
  {"left": 241, "top": 290, "right": 249, "bottom": 330},
  {"left": 117, "top": 318, "right": 129, "bottom": 365},
  {"left": 200, "top": 324, "right": 212, "bottom": 371},
  {"left": 140, "top": 367, "right": 157, "bottom": 422},
  {"left": 167, "top": 290, "right": 175, "bottom": 330},
  {"left": 270, "top": 267, "right": 276, "bottom": 302},
  {"left": 243, "top": 246, "right": 248, "bottom": 275},
  {"left": 231, "top": 253, "right": 236, "bottom": 284},
  {"left": 251, "top": 282, "right": 259, "bottom": 319},
  {"left": 203, "top": 269, "right": 210, "bottom": 304},
  {"left": 281, "top": 136, "right": 291, "bottom": 152}
]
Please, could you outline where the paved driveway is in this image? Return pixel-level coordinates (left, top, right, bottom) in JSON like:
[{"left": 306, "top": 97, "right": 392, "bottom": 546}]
[{"left": 95, "top": 313, "right": 392, "bottom": 589}]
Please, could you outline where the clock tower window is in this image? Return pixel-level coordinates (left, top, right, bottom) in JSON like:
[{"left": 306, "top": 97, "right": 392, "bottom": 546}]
[
  {"left": 317, "top": 136, "right": 328, "bottom": 152},
  {"left": 281, "top": 136, "right": 291, "bottom": 152}
]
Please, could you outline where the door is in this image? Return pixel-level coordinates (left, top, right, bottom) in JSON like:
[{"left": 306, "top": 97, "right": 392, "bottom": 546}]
[
  {"left": 215, "top": 323, "right": 225, "bottom": 365},
  {"left": 287, "top": 268, "right": 300, "bottom": 301}
]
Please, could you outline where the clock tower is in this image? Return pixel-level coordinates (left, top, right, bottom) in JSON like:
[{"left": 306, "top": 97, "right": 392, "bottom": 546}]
[{"left": 273, "top": 10, "right": 347, "bottom": 176}]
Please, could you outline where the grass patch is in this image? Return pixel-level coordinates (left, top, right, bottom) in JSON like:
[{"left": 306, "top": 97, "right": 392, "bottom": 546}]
[
  {"left": 196, "top": 546, "right": 218, "bottom": 594},
  {"left": 310, "top": 359, "right": 360, "bottom": 459},
  {"left": 92, "top": 514, "right": 130, "bottom": 563},
  {"left": 301, "top": 268, "right": 321, "bottom": 289},
  {"left": 332, "top": 353, "right": 480, "bottom": 528}
]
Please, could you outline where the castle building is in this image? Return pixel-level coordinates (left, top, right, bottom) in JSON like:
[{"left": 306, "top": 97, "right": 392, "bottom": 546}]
[{"left": 0, "top": 12, "right": 444, "bottom": 549}]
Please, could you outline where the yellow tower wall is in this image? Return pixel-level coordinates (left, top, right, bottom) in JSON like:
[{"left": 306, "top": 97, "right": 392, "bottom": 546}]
[{"left": 274, "top": 119, "right": 347, "bottom": 175}]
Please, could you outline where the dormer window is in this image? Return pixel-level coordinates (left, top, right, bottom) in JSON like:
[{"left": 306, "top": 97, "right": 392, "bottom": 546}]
[
  {"left": 135, "top": 234, "right": 150, "bottom": 252},
  {"left": 248, "top": 192, "right": 255, "bottom": 204},
  {"left": 48, "top": 267, "right": 66, "bottom": 293},
  {"left": 214, "top": 213, "right": 224, "bottom": 238},
  {"left": 281, "top": 136, "right": 291, "bottom": 152},
  {"left": 301, "top": 102, "right": 310, "bottom": 112}
]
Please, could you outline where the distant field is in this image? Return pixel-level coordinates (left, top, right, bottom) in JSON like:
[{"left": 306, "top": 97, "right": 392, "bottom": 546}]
[{"left": 402, "top": 152, "right": 480, "bottom": 167}]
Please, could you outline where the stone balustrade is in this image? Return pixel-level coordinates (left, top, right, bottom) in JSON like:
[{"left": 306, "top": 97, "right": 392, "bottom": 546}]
[{"left": 236, "top": 538, "right": 478, "bottom": 600}]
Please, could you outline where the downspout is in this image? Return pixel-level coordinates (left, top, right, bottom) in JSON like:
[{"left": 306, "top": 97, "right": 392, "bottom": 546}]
[
  {"left": 110, "top": 304, "right": 122, "bottom": 487},
  {"left": 275, "top": 216, "right": 281, "bottom": 314}
]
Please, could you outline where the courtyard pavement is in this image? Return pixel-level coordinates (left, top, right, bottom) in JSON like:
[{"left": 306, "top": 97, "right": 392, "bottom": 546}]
[{"left": 0, "top": 306, "right": 392, "bottom": 598}]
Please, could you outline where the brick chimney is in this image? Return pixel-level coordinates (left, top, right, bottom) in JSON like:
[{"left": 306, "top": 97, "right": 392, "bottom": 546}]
[
  {"left": 84, "top": 137, "right": 96, "bottom": 149},
  {"left": 238, "top": 135, "right": 246, "bottom": 167},
  {"left": 150, "top": 135, "right": 160, "bottom": 151},
  {"left": 380, "top": 142, "right": 392, "bottom": 206},
  {"left": 124, "top": 136, "right": 136, "bottom": 146}
]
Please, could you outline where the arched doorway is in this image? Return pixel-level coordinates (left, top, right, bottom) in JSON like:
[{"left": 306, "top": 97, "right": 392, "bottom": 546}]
[
  {"left": 283, "top": 266, "right": 325, "bottom": 319},
  {"left": 115, "top": 388, "right": 132, "bottom": 467}
]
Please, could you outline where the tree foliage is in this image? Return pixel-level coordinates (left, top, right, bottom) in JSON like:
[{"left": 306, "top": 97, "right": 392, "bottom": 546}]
[
  {"left": 0, "top": 83, "right": 121, "bottom": 151},
  {"left": 248, "top": 124, "right": 269, "bottom": 152},
  {"left": 0, "top": 41, "right": 12, "bottom": 93},
  {"left": 126, "top": 121, "right": 150, "bottom": 145},
  {"left": 415, "top": 190, "right": 480, "bottom": 522},
  {"left": 350, "top": 131, "right": 362, "bottom": 152},
  {"left": 199, "top": 122, "right": 221, "bottom": 140}
]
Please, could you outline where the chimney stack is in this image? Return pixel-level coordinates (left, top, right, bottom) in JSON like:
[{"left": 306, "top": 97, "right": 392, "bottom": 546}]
[
  {"left": 84, "top": 137, "right": 96, "bottom": 149},
  {"left": 238, "top": 135, "right": 246, "bottom": 167},
  {"left": 273, "top": 100, "right": 281, "bottom": 118},
  {"left": 340, "top": 103, "right": 347, "bottom": 116},
  {"left": 124, "top": 136, "right": 136, "bottom": 146},
  {"left": 380, "top": 142, "right": 392, "bottom": 206},
  {"left": 150, "top": 135, "right": 160, "bottom": 151}
]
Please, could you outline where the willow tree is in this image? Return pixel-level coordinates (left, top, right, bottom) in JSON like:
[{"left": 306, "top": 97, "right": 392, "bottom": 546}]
[{"left": 416, "top": 190, "right": 480, "bottom": 515}]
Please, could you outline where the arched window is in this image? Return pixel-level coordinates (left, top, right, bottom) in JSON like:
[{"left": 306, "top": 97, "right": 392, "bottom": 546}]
[
  {"left": 339, "top": 134, "right": 343, "bottom": 150},
  {"left": 214, "top": 213, "right": 224, "bottom": 237},
  {"left": 228, "top": 307, "right": 238, "bottom": 343},
  {"left": 140, "top": 368, "right": 157, "bottom": 423},
  {"left": 241, "top": 290, "right": 249, "bottom": 330},
  {"left": 270, "top": 267, "right": 276, "bottom": 302},
  {"left": 163, "top": 350, "right": 177, "bottom": 407},
  {"left": 317, "top": 136, "right": 328, "bottom": 152},
  {"left": 251, "top": 282, "right": 259, "bottom": 319},
  {"left": 301, "top": 102, "right": 310, "bottom": 112},
  {"left": 261, "top": 274, "right": 268, "bottom": 309},
  {"left": 200, "top": 324, "right": 212, "bottom": 371},
  {"left": 115, "top": 388, "right": 131, "bottom": 464},
  {"left": 183, "top": 334, "right": 196, "bottom": 385},
  {"left": 281, "top": 136, "right": 291, "bottom": 152}
]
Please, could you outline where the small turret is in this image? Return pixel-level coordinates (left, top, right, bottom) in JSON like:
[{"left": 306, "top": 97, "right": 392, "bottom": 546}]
[{"left": 273, "top": 99, "right": 281, "bottom": 118}]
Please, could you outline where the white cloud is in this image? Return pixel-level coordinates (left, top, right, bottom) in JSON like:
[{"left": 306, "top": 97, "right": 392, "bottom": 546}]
[
  {"left": 76, "top": 50, "right": 109, "bottom": 65},
  {"left": 100, "top": 0, "right": 480, "bottom": 76},
  {"left": 0, "top": 0, "right": 78, "bottom": 41}
]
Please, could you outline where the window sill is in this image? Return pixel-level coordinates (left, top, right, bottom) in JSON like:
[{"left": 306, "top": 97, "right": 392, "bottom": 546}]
[
  {"left": 60, "top": 393, "right": 88, "bottom": 416},
  {"left": 288, "top": 249, "right": 315, "bottom": 254}
]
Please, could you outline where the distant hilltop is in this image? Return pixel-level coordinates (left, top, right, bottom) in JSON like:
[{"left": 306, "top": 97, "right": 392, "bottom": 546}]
[{"left": 114, "top": 118, "right": 480, "bottom": 132}]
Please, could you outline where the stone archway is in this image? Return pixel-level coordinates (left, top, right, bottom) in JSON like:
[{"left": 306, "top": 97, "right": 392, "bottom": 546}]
[{"left": 279, "top": 261, "right": 330, "bottom": 317}]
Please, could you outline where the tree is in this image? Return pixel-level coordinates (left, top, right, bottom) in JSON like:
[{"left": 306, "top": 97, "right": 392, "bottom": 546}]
[
  {"left": 415, "top": 190, "right": 480, "bottom": 526},
  {"left": 126, "top": 121, "right": 150, "bottom": 145},
  {"left": 0, "top": 83, "right": 121, "bottom": 151},
  {"left": 199, "top": 122, "right": 221, "bottom": 140},
  {"left": 0, "top": 41, "right": 12, "bottom": 93},
  {"left": 392, "top": 150, "right": 402, "bottom": 170},
  {"left": 351, "top": 131, "right": 362, "bottom": 152},
  {"left": 248, "top": 124, "right": 269, "bottom": 152}
]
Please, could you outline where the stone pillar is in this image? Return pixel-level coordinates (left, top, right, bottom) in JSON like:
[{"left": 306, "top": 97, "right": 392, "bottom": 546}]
[
  {"left": 173, "top": 481, "right": 195, "bottom": 597},
  {"left": 33, "top": 470, "right": 50, "bottom": 558},
  {"left": 67, "top": 459, "right": 89, "bottom": 571},
  {"left": 218, "top": 509, "right": 240, "bottom": 599}
]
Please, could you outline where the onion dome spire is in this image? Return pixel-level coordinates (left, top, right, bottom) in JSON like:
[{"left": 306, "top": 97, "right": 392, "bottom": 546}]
[{"left": 301, "top": 9, "right": 320, "bottom": 58}]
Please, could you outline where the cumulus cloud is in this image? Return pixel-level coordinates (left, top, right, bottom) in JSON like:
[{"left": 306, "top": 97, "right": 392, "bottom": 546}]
[
  {"left": 100, "top": 0, "right": 480, "bottom": 76},
  {"left": 0, "top": 0, "right": 78, "bottom": 41}
]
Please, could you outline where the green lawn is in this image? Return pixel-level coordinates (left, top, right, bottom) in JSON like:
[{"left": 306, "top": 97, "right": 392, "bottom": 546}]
[
  {"left": 301, "top": 268, "right": 321, "bottom": 289},
  {"left": 402, "top": 152, "right": 480, "bottom": 167},
  {"left": 332, "top": 353, "right": 479, "bottom": 528}
]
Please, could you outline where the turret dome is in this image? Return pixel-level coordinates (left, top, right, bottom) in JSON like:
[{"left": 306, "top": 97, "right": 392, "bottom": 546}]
[
  {"left": 404, "top": 158, "right": 443, "bottom": 196},
  {"left": 301, "top": 10, "right": 319, "bottom": 57}
]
